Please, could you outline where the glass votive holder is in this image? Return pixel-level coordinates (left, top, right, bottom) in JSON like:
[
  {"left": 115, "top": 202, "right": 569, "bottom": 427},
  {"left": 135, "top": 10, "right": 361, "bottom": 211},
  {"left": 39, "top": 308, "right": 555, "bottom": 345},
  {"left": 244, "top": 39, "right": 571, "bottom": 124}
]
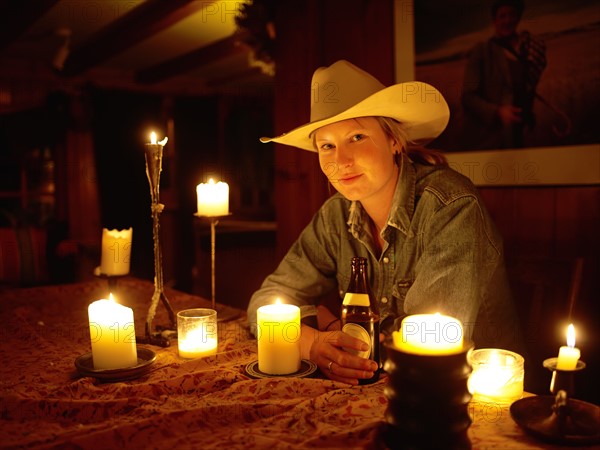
[
  {"left": 177, "top": 308, "right": 218, "bottom": 359},
  {"left": 468, "top": 348, "right": 524, "bottom": 405}
]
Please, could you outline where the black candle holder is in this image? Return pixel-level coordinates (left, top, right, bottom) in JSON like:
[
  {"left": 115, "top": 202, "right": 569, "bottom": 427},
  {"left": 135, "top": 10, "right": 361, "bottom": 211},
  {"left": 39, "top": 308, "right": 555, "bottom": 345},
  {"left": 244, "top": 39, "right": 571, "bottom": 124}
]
[
  {"left": 543, "top": 357, "right": 586, "bottom": 397},
  {"left": 510, "top": 357, "right": 600, "bottom": 446},
  {"left": 377, "top": 339, "right": 474, "bottom": 450}
]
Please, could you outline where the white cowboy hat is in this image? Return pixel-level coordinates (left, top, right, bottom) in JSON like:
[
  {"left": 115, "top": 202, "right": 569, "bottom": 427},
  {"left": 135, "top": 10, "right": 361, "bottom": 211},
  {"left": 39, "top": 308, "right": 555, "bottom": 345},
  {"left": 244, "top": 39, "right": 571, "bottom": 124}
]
[{"left": 260, "top": 60, "right": 450, "bottom": 152}]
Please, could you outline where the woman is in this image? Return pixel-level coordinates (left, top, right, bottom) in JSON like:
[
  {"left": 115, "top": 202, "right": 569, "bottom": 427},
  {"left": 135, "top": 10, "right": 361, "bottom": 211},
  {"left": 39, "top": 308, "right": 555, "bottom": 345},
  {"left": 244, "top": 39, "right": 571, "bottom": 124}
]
[{"left": 248, "top": 60, "right": 522, "bottom": 384}]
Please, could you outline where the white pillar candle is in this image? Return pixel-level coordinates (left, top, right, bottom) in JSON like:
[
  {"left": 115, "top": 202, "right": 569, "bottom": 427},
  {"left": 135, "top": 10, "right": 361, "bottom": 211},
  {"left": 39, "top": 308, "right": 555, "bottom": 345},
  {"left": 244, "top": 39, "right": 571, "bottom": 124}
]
[
  {"left": 257, "top": 300, "right": 301, "bottom": 375},
  {"left": 196, "top": 178, "right": 229, "bottom": 216},
  {"left": 88, "top": 294, "right": 137, "bottom": 370},
  {"left": 100, "top": 228, "right": 132, "bottom": 276},
  {"left": 556, "top": 323, "right": 581, "bottom": 370},
  {"left": 392, "top": 313, "right": 464, "bottom": 355}
]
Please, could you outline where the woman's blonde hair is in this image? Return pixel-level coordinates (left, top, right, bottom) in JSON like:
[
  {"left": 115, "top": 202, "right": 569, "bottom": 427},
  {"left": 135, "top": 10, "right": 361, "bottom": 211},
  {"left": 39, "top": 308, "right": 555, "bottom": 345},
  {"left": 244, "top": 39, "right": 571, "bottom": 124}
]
[{"left": 376, "top": 117, "right": 447, "bottom": 166}]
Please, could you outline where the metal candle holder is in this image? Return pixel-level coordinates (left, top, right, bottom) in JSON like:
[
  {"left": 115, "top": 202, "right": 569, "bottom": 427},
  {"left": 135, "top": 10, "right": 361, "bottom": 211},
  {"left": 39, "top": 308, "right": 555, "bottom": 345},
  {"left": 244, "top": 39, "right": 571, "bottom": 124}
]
[
  {"left": 378, "top": 339, "right": 474, "bottom": 450},
  {"left": 138, "top": 136, "right": 176, "bottom": 347},
  {"left": 194, "top": 213, "right": 230, "bottom": 311},
  {"left": 510, "top": 357, "right": 600, "bottom": 446}
]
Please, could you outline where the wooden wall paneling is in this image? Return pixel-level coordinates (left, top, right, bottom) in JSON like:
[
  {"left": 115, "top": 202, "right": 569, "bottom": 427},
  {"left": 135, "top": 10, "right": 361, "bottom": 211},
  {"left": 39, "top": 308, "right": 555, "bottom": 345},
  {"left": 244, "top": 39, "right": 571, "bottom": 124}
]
[
  {"left": 272, "top": 0, "right": 325, "bottom": 258},
  {"left": 478, "top": 188, "right": 518, "bottom": 256},
  {"left": 479, "top": 185, "right": 600, "bottom": 260},
  {"left": 512, "top": 187, "right": 557, "bottom": 257},
  {"left": 554, "top": 186, "right": 600, "bottom": 258}
]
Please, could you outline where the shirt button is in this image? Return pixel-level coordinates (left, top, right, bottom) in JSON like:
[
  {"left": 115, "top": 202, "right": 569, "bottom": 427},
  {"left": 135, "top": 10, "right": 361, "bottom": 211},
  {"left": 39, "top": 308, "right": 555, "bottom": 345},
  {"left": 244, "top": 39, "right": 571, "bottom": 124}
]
[
  {"left": 339, "top": 289, "right": 344, "bottom": 297},
  {"left": 383, "top": 257, "right": 390, "bottom": 264},
  {"left": 381, "top": 297, "right": 389, "bottom": 304}
]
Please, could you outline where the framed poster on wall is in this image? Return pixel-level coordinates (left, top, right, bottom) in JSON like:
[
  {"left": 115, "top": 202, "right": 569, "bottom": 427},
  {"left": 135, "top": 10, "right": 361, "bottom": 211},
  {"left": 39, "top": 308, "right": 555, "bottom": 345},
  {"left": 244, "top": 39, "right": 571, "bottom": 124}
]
[{"left": 394, "top": 0, "right": 600, "bottom": 186}]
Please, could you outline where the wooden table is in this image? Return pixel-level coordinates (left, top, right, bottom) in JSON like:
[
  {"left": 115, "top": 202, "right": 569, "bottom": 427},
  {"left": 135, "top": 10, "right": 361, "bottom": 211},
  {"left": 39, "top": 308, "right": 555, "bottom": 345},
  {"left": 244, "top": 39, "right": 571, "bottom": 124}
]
[{"left": 0, "top": 278, "right": 596, "bottom": 449}]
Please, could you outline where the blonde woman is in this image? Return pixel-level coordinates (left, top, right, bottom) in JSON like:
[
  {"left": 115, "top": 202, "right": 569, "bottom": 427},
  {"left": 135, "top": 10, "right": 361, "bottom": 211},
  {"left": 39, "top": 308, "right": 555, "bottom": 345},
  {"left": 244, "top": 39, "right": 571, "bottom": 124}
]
[{"left": 248, "top": 60, "right": 521, "bottom": 384}]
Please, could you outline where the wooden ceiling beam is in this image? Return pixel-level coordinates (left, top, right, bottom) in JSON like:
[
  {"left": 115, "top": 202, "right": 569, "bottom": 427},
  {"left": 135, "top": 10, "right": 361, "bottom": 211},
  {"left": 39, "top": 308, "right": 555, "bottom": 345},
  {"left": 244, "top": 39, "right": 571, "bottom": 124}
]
[
  {"left": 61, "top": 0, "right": 205, "bottom": 77},
  {"left": 135, "top": 31, "right": 249, "bottom": 84},
  {"left": 0, "top": 0, "right": 60, "bottom": 51}
]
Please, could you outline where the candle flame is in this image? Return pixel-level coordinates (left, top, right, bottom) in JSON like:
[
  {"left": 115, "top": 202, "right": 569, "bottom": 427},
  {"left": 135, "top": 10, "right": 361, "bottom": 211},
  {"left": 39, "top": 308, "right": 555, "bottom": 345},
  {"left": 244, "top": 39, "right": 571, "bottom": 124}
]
[
  {"left": 275, "top": 298, "right": 282, "bottom": 305},
  {"left": 208, "top": 178, "right": 215, "bottom": 184},
  {"left": 567, "top": 323, "right": 576, "bottom": 348},
  {"left": 108, "top": 293, "right": 115, "bottom": 303},
  {"left": 149, "top": 132, "right": 168, "bottom": 146}
]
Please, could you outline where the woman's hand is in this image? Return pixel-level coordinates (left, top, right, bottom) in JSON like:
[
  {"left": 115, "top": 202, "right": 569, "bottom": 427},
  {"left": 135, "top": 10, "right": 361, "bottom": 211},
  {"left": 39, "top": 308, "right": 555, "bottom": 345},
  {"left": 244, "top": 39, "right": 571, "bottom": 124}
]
[{"left": 300, "top": 325, "right": 378, "bottom": 385}]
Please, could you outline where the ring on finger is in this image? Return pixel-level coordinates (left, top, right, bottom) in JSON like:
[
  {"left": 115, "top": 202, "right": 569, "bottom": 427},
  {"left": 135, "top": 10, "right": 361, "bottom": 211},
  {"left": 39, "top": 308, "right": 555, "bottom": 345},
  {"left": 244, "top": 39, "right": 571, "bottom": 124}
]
[{"left": 327, "top": 361, "right": 333, "bottom": 372}]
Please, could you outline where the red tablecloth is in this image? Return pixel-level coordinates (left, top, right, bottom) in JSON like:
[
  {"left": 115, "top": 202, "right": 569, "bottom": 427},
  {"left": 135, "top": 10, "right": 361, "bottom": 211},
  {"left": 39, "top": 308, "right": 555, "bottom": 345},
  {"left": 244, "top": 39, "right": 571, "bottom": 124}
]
[{"left": 0, "top": 278, "right": 594, "bottom": 449}]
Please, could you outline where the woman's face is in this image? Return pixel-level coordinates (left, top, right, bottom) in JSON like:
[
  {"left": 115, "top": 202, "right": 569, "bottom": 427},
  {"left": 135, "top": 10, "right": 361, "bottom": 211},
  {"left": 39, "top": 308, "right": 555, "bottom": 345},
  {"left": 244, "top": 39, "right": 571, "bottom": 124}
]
[
  {"left": 493, "top": 5, "right": 520, "bottom": 38},
  {"left": 315, "top": 117, "right": 398, "bottom": 203}
]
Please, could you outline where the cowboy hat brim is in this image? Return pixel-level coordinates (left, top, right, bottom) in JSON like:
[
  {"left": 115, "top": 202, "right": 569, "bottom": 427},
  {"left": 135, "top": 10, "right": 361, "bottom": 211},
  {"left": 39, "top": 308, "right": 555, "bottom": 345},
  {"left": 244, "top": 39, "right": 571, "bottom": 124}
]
[{"left": 260, "top": 81, "right": 450, "bottom": 152}]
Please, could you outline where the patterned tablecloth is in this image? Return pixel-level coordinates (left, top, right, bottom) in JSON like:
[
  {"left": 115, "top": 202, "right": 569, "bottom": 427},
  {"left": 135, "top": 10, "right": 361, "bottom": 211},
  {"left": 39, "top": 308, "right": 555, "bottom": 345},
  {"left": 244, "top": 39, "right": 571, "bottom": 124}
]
[{"left": 0, "top": 278, "right": 595, "bottom": 449}]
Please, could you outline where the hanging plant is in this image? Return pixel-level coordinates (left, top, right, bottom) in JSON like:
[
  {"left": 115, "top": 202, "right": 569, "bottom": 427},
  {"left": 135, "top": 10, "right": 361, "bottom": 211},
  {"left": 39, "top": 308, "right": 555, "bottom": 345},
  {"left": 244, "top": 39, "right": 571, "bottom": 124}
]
[{"left": 235, "top": 0, "right": 276, "bottom": 76}]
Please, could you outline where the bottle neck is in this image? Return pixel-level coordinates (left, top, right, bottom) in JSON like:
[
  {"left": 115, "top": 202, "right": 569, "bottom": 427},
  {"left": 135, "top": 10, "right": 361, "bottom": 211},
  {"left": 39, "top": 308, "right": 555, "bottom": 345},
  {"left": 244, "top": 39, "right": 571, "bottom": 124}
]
[
  {"left": 343, "top": 260, "right": 373, "bottom": 307},
  {"left": 352, "top": 264, "right": 368, "bottom": 293}
]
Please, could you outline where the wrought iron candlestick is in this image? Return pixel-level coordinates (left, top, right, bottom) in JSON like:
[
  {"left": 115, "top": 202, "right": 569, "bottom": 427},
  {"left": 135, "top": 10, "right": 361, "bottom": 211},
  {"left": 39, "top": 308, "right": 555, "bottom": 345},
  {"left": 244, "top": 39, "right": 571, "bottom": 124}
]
[
  {"left": 140, "top": 135, "right": 176, "bottom": 346},
  {"left": 208, "top": 217, "right": 217, "bottom": 310},
  {"left": 194, "top": 214, "right": 230, "bottom": 311}
]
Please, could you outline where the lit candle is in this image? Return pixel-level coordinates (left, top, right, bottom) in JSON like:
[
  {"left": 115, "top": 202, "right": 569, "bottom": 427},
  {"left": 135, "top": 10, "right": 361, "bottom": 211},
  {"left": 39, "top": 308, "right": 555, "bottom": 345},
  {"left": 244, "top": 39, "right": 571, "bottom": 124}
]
[
  {"left": 196, "top": 178, "right": 229, "bottom": 216},
  {"left": 392, "top": 313, "right": 463, "bottom": 355},
  {"left": 177, "top": 308, "right": 218, "bottom": 359},
  {"left": 468, "top": 348, "right": 524, "bottom": 404},
  {"left": 88, "top": 294, "right": 137, "bottom": 370},
  {"left": 257, "top": 300, "right": 301, "bottom": 374},
  {"left": 100, "top": 228, "right": 133, "bottom": 275},
  {"left": 178, "top": 328, "right": 218, "bottom": 359},
  {"left": 556, "top": 323, "right": 581, "bottom": 370},
  {"left": 149, "top": 131, "right": 168, "bottom": 146}
]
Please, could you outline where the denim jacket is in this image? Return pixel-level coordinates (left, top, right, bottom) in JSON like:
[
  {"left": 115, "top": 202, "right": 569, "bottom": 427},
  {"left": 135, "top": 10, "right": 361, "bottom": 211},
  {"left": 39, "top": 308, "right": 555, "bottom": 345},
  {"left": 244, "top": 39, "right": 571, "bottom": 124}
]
[{"left": 248, "top": 154, "right": 522, "bottom": 351}]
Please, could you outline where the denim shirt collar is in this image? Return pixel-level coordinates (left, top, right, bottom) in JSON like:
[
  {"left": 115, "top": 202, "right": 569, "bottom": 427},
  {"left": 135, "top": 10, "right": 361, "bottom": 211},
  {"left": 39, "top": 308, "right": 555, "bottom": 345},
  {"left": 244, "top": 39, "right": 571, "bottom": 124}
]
[{"left": 347, "top": 153, "right": 416, "bottom": 239}]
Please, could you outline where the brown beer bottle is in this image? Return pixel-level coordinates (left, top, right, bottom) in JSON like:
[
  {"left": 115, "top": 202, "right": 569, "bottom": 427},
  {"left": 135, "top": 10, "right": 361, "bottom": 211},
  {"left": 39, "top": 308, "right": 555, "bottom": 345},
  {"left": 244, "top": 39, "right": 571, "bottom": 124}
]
[{"left": 340, "top": 257, "right": 381, "bottom": 385}]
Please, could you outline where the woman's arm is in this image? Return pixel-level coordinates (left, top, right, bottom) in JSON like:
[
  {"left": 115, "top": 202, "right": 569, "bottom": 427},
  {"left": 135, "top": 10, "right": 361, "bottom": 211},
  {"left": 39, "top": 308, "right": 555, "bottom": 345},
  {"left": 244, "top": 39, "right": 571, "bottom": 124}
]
[
  {"left": 246, "top": 203, "right": 378, "bottom": 383},
  {"left": 403, "top": 190, "right": 519, "bottom": 350},
  {"left": 246, "top": 209, "right": 338, "bottom": 334}
]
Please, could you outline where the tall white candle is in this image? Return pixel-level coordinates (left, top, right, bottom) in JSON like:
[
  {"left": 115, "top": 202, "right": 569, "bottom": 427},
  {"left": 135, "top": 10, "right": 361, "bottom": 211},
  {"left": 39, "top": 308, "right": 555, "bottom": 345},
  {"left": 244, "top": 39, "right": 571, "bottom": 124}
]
[
  {"left": 392, "top": 313, "right": 464, "bottom": 355},
  {"left": 257, "top": 300, "right": 301, "bottom": 375},
  {"left": 556, "top": 323, "right": 581, "bottom": 370},
  {"left": 88, "top": 294, "right": 137, "bottom": 369},
  {"left": 100, "top": 228, "right": 132, "bottom": 276},
  {"left": 196, "top": 178, "right": 229, "bottom": 216}
]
